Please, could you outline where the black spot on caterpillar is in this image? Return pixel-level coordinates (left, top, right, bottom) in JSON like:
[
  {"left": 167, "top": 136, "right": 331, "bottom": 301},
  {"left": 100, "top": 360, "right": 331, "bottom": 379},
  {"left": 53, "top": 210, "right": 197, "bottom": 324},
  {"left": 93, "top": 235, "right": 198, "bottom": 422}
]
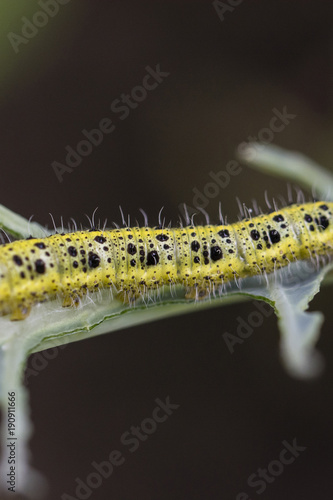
[{"left": 0, "top": 201, "right": 332, "bottom": 320}]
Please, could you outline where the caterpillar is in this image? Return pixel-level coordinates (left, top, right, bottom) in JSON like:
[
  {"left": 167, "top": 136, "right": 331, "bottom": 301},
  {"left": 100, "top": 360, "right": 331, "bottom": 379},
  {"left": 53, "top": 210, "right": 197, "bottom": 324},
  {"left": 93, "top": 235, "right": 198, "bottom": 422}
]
[{"left": 0, "top": 201, "right": 332, "bottom": 320}]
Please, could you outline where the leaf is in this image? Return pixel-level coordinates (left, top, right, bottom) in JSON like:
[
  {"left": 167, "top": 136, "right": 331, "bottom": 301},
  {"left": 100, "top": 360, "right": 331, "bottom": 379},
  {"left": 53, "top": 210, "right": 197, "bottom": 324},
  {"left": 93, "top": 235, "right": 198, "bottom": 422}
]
[
  {"left": 237, "top": 143, "right": 333, "bottom": 200},
  {"left": 0, "top": 203, "right": 47, "bottom": 239},
  {"left": 1, "top": 257, "right": 332, "bottom": 496},
  {"left": 241, "top": 260, "right": 333, "bottom": 379}
]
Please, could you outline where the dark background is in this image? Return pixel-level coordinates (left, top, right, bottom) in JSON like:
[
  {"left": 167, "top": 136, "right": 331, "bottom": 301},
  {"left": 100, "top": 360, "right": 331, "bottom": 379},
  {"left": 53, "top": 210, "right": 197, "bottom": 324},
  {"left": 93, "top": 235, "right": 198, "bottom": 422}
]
[{"left": 1, "top": 1, "right": 333, "bottom": 499}]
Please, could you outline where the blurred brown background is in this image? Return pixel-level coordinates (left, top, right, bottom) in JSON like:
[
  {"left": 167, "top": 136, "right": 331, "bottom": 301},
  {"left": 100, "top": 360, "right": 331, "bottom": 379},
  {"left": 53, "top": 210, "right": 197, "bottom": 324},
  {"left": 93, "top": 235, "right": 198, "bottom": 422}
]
[{"left": 1, "top": 1, "right": 333, "bottom": 498}]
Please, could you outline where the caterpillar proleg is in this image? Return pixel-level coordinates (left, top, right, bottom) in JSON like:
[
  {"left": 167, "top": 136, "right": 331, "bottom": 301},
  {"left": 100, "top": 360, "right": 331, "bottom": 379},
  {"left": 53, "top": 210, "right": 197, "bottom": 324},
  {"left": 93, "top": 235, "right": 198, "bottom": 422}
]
[{"left": 0, "top": 201, "right": 332, "bottom": 320}]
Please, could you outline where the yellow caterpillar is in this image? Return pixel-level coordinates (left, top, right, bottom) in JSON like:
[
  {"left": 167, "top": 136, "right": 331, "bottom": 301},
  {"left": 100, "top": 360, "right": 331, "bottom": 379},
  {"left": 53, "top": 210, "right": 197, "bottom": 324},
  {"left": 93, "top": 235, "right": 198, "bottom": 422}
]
[{"left": 0, "top": 202, "right": 332, "bottom": 320}]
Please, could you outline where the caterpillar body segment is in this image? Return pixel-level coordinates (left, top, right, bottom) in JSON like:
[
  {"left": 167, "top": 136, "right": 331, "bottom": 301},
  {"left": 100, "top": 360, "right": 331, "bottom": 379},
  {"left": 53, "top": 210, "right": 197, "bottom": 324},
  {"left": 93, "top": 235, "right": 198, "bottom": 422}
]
[{"left": 0, "top": 202, "right": 332, "bottom": 320}]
